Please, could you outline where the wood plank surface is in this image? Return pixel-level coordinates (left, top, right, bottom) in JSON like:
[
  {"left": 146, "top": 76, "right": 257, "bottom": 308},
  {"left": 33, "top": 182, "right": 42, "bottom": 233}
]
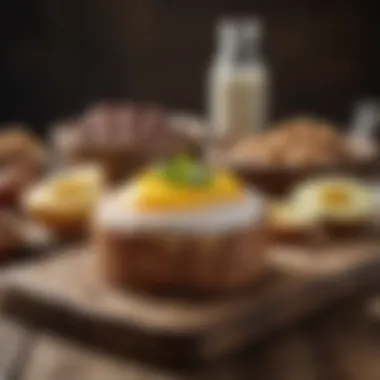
[
  {"left": 307, "top": 300, "right": 380, "bottom": 380},
  {"left": 268, "top": 238, "right": 380, "bottom": 276},
  {"left": 0, "top": 317, "right": 34, "bottom": 380},
  {"left": 21, "top": 335, "right": 177, "bottom": 380},
  {"left": 1, "top": 240, "right": 380, "bottom": 364},
  {"left": 3, "top": 300, "right": 380, "bottom": 379}
]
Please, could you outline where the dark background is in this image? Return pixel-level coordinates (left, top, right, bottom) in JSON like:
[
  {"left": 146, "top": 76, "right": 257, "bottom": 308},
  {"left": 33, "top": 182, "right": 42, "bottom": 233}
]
[{"left": 0, "top": 0, "right": 379, "bottom": 132}]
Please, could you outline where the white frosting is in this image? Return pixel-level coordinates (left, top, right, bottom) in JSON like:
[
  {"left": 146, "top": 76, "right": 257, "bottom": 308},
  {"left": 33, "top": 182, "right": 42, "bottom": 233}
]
[{"left": 95, "top": 189, "right": 264, "bottom": 234}]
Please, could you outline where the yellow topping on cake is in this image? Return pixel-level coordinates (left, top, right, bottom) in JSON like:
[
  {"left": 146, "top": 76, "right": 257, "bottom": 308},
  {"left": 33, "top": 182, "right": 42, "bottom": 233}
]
[{"left": 120, "top": 156, "right": 245, "bottom": 212}]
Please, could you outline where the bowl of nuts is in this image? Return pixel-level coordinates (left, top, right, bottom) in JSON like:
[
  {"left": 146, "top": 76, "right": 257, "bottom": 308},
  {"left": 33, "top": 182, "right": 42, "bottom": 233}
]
[{"left": 214, "top": 117, "right": 380, "bottom": 195}]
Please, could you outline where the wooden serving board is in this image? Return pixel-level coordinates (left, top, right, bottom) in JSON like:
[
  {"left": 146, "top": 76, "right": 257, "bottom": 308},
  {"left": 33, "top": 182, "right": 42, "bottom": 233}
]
[{"left": 1, "top": 241, "right": 380, "bottom": 364}]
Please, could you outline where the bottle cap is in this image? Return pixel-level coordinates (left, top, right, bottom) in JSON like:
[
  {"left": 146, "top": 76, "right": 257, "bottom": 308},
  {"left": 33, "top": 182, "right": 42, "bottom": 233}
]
[{"left": 215, "top": 17, "right": 263, "bottom": 62}]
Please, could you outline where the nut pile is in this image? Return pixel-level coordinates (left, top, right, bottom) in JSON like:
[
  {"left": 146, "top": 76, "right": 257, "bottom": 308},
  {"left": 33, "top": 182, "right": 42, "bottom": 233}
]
[{"left": 228, "top": 117, "right": 376, "bottom": 167}]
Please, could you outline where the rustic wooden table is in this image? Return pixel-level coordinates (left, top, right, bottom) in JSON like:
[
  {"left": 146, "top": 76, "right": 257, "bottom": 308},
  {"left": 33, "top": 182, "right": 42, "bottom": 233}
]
[{"left": 2, "top": 296, "right": 380, "bottom": 380}]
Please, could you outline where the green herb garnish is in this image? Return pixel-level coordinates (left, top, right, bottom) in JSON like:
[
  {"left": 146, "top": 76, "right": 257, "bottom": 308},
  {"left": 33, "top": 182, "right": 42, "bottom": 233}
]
[{"left": 155, "top": 154, "right": 212, "bottom": 187}]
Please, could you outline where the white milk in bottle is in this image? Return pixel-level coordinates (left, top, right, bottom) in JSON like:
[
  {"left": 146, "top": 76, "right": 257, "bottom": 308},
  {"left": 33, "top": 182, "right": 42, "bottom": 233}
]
[{"left": 208, "top": 18, "right": 270, "bottom": 138}]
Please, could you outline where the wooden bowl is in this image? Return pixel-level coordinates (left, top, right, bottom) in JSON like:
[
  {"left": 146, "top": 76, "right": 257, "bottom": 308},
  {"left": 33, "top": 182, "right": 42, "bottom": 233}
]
[
  {"left": 209, "top": 133, "right": 380, "bottom": 195},
  {"left": 228, "top": 160, "right": 380, "bottom": 195}
]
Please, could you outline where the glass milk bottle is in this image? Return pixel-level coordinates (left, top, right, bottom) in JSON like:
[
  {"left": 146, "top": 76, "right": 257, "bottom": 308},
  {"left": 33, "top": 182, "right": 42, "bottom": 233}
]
[{"left": 208, "top": 18, "right": 270, "bottom": 138}]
